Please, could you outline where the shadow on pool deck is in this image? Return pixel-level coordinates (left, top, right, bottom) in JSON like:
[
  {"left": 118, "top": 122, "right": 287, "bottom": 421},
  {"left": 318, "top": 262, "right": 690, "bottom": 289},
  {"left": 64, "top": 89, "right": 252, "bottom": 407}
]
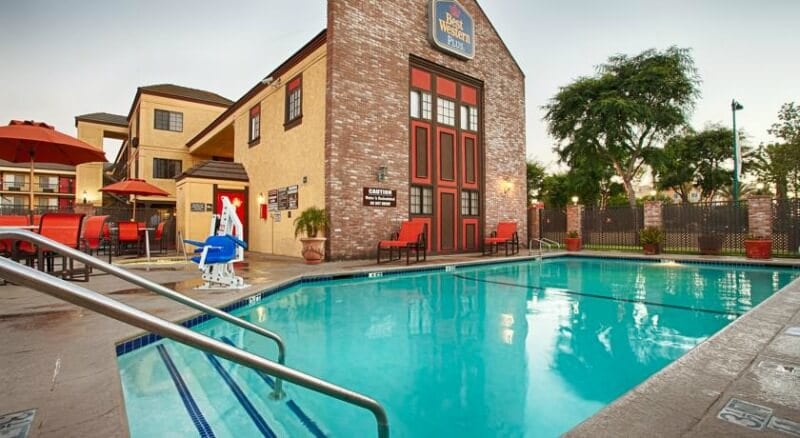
[{"left": 1, "top": 250, "right": 799, "bottom": 437}]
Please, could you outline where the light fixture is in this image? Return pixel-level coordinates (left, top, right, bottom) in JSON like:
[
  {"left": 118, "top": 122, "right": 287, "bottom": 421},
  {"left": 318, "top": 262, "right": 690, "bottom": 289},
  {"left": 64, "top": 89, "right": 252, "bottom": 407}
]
[
  {"left": 571, "top": 195, "right": 579, "bottom": 205},
  {"left": 731, "top": 99, "right": 744, "bottom": 201},
  {"left": 649, "top": 189, "right": 657, "bottom": 198},
  {"left": 257, "top": 192, "right": 265, "bottom": 204},
  {"left": 756, "top": 182, "right": 765, "bottom": 191},
  {"left": 501, "top": 180, "right": 513, "bottom": 194},
  {"left": 302, "top": 176, "right": 308, "bottom": 184},
  {"left": 377, "top": 165, "right": 388, "bottom": 182},
  {"left": 82, "top": 190, "right": 88, "bottom": 204}
]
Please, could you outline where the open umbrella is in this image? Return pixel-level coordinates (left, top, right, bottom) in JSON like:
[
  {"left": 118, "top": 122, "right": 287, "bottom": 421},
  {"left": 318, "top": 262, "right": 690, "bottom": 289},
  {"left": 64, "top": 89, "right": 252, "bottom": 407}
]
[
  {"left": 0, "top": 120, "right": 107, "bottom": 209},
  {"left": 99, "top": 178, "right": 169, "bottom": 221}
]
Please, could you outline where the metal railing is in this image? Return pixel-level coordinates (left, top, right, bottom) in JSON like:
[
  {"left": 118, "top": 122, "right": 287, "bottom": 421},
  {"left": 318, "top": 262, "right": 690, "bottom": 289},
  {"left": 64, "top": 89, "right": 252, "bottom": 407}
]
[
  {"left": 528, "top": 238, "right": 559, "bottom": 256},
  {"left": 0, "top": 230, "right": 390, "bottom": 437}
]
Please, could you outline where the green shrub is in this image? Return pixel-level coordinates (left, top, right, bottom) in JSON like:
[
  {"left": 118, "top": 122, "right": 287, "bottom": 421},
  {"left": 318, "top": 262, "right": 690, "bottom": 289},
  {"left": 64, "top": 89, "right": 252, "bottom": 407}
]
[{"left": 639, "top": 227, "right": 664, "bottom": 245}]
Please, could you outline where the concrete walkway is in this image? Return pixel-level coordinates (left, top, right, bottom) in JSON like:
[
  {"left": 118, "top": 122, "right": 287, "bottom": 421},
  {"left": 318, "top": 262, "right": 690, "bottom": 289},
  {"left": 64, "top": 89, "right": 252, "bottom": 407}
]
[{"left": 1, "top": 250, "right": 799, "bottom": 437}]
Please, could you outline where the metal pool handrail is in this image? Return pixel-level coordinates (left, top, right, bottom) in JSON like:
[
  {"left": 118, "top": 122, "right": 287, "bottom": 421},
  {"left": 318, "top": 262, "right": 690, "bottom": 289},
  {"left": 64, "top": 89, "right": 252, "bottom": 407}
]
[
  {"left": 0, "top": 254, "right": 390, "bottom": 438},
  {"left": 0, "top": 230, "right": 292, "bottom": 396}
]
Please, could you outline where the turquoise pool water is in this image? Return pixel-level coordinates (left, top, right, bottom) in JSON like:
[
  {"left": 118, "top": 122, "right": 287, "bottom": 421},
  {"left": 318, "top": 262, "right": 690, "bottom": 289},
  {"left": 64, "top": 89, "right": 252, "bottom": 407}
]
[{"left": 117, "top": 257, "right": 799, "bottom": 437}]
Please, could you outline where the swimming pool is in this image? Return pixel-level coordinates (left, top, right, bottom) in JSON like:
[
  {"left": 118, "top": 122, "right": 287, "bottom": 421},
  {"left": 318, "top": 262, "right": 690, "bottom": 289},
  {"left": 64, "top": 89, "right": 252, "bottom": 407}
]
[{"left": 117, "top": 256, "right": 799, "bottom": 437}]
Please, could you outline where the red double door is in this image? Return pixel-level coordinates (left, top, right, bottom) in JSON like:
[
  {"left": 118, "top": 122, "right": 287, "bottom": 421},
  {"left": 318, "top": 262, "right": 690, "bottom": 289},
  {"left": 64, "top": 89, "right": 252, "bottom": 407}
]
[{"left": 409, "top": 65, "right": 482, "bottom": 254}]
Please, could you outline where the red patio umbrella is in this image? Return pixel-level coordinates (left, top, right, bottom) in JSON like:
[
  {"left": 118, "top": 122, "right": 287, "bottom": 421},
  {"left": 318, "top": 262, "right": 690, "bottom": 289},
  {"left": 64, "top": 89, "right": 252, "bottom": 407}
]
[
  {"left": 99, "top": 178, "right": 169, "bottom": 221},
  {"left": 0, "top": 120, "right": 107, "bottom": 208}
]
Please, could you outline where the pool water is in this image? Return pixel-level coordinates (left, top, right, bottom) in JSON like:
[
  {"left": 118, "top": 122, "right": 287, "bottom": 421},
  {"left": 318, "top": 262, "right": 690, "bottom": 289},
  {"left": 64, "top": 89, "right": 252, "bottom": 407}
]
[{"left": 117, "top": 257, "right": 799, "bottom": 437}]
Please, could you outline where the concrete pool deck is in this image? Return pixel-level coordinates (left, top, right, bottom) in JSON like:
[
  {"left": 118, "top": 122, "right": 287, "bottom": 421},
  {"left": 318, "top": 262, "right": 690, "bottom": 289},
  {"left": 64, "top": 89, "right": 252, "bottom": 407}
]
[{"left": 1, "top": 250, "right": 799, "bottom": 437}]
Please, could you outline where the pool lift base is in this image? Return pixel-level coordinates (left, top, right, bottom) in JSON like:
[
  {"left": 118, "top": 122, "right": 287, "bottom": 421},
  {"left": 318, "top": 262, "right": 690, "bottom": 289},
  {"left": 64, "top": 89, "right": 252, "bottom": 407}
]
[{"left": 185, "top": 196, "right": 248, "bottom": 290}]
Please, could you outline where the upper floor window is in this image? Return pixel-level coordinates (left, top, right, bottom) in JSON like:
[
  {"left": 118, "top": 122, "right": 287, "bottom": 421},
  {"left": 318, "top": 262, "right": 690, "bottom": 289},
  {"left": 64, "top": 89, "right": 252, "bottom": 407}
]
[
  {"left": 437, "top": 98, "right": 455, "bottom": 126},
  {"left": 460, "top": 105, "right": 479, "bottom": 131},
  {"left": 410, "top": 90, "right": 432, "bottom": 120},
  {"left": 154, "top": 109, "right": 183, "bottom": 132},
  {"left": 249, "top": 104, "right": 261, "bottom": 145},
  {"left": 285, "top": 75, "right": 302, "bottom": 129},
  {"left": 153, "top": 158, "right": 182, "bottom": 179}
]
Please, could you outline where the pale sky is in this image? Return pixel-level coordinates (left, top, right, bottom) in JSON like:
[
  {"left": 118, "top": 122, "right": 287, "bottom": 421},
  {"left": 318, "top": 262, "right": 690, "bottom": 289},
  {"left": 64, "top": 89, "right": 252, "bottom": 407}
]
[{"left": 1, "top": 1, "right": 798, "bottom": 169}]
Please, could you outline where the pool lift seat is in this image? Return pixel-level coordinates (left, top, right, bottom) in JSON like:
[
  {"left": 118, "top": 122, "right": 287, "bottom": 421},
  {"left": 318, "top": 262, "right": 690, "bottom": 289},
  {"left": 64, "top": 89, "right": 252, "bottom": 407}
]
[{"left": 183, "top": 196, "right": 247, "bottom": 289}]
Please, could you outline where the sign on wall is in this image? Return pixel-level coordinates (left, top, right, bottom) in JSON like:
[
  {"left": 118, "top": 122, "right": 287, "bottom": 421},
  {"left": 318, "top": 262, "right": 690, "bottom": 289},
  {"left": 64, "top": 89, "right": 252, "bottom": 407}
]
[
  {"left": 269, "top": 185, "right": 299, "bottom": 211},
  {"left": 428, "top": 0, "right": 475, "bottom": 60},
  {"left": 190, "top": 202, "right": 205, "bottom": 212},
  {"left": 363, "top": 187, "right": 397, "bottom": 207}
]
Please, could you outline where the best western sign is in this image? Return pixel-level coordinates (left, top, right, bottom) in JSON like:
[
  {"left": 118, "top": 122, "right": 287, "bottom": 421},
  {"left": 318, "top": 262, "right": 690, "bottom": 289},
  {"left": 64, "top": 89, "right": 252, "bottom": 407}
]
[{"left": 429, "top": 0, "right": 475, "bottom": 60}]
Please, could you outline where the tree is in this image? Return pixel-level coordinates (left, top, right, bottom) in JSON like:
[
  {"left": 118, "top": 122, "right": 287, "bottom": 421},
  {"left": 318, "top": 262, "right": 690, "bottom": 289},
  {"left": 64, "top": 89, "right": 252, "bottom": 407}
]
[
  {"left": 526, "top": 160, "right": 546, "bottom": 205},
  {"left": 753, "top": 143, "right": 800, "bottom": 199},
  {"left": 768, "top": 102, "right": 800, "bottom": 145},
  {"left": 543, "top": 47, "right": 701, "bottom": 207},
  {"left": 652, "top": 126, "right": 736, "bottom": 202}
]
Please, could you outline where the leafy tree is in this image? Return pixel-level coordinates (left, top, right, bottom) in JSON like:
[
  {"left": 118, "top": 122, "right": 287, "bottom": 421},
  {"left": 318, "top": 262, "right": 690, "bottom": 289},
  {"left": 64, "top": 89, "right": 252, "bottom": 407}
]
[
  {"left": 768, "top": 102, "right": 800, "bottom": 144},
  {"left": 544, "top": 47, "right": 701, "bottom": 207},
  {"left": 538, "top": 165, "right": 624, "bottom": 208},
  {"left": 526, "top": 160, "right": 546, "bottom": 205},
  {"left": 753, "top": 143, "right": 800, "bottom": 199},
  {"left": 652, "top": 126, "right": 736, "bottom": 202}
]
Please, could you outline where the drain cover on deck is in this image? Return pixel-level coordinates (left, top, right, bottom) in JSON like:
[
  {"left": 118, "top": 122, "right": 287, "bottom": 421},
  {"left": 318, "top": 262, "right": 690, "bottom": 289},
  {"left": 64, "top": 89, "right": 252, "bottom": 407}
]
[
  {"left": 718, "top": 398, "right": 772, "bottom": 431},
  {"left": 786, "top": 327, "right": 800, "bottom": 337},
  {"left": 0, "top": 409, "right": 36, "bottom": 438},
  {"left": 768, "top": 416, "right": 800, "bottom": 437}
]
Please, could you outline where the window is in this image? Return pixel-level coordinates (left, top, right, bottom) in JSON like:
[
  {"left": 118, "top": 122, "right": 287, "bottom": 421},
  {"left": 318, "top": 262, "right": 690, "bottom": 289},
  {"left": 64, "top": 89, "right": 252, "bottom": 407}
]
[
  {"left": 437, "top": 98, "right": 455, "bottom": 126},
  {"left": 410, "top": 186, "right": 433, "bottom": 215},
  {"left": 460, "top": 105, "right": 479, "bottom": 131},
  {"left": 39, "top": 175, "right": 58, "bottom": 193},
  {"left": 461, "top": 190, "right": 480, "bottom": 216},
  {"left": 152, "top": 158, "right": 182, "bottom": 179},
  {"left": 3, "top": 174, "right": 26, "bottom": 191},
  {"left": 410, "top": 90, "right": 432, "bottom": 120},
  {"left": 285, "top": 75, "right": 302, "bottom": 128},
  {"left": 154, "top": 109, "right": 183, "bottom": 132},
  {"left": 249, "top": 104, "right": 261, "bottom": 145}
]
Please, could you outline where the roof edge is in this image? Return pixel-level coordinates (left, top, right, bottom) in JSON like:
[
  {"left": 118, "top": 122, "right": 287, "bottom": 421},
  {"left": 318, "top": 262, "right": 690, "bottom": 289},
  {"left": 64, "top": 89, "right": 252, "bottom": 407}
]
[{"left": 187, "top": 29, "right": 327, "bottom": 148}]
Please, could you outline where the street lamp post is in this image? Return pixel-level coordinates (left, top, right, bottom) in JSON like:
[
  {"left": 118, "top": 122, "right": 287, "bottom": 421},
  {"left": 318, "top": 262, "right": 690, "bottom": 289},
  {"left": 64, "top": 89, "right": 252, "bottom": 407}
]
[{"left": 731, "top": 99, "right": 744, "bottom": 202}]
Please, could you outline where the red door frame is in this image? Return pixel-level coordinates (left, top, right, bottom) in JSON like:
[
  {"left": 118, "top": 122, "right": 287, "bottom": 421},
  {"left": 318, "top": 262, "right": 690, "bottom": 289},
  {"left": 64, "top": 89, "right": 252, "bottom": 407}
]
[{"left": 213, "top": 185, "right": 248, "bottom": 243}]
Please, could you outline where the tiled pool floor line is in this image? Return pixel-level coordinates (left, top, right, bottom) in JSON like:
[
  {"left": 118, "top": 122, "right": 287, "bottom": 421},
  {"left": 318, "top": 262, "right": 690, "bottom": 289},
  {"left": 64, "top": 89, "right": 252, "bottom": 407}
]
[{"left": 1, "top": 250, "right": 799, "bottom": 437}]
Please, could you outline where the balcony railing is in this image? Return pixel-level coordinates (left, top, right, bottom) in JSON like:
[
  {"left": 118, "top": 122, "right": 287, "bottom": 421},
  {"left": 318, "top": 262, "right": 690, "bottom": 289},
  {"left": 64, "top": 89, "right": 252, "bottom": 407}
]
[{"left": 0, "top": 182, "right": 74, "bottom": 194}]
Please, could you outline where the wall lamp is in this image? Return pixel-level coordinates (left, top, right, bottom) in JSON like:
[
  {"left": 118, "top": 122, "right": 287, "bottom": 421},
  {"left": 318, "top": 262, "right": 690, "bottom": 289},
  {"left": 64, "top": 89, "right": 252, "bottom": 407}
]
[
  {"left": 82, "top": 190, "right": 88, "bottom": 204},
  {"left": 257, "top": 192, "right": 265, "bottom": 205},
  {"left": 571, "top": 195, "right": 579, "bottom": 205},
  {"left": 501, "top": 180, "right": 513, "bottom": 194},
  {"left": 377, "top": 165, "right": 388, "bottom": 182}
]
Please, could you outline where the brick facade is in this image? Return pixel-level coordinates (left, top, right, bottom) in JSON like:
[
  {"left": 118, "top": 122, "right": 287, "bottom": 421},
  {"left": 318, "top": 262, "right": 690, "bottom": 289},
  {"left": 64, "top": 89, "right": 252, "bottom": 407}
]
[
  {"left": 643, "top": 201, "right": 663, "bottom": 229},
  {"left": 527, "top": 205, "right": 541, "bottom": 242},
  {"left": 325, "top": 0, "right": 526, "bottom": 260},
  {"left": 747, "top": 195, "right": 772, "bottom": 239},
  {"left": 566, "top": 204, "right": 583, "bottom": 237}
]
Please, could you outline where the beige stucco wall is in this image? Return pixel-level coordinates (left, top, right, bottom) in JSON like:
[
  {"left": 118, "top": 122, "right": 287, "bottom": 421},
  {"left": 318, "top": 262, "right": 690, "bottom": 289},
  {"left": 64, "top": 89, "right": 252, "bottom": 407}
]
[
  {"left": 175, "top": 177, "right": 248, "bottom": 245},
  {"left": 75, "top": 120, "right": 126, "bottom": 206},
  {"left": 135, "top": 95, "right": 228, "bottom": 203},
  {"left": 228, "top": 44, "right": 327, "bottom": 257}
]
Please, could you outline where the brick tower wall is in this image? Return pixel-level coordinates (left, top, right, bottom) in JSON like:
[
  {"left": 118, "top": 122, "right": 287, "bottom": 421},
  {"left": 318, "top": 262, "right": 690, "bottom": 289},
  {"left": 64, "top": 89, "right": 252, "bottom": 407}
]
[{"left": 325, "top": 0, "right": 527, "bottom": 259}]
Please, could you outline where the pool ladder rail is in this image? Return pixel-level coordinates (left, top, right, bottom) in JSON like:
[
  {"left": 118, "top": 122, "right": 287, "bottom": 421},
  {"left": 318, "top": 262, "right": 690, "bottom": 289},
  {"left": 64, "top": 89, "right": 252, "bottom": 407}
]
[
  {"left": 529, "top": 237, "right": 560, "bottom": 257},
  {"left": 0, "top": 229, "right": 390, "bottom": 438}
]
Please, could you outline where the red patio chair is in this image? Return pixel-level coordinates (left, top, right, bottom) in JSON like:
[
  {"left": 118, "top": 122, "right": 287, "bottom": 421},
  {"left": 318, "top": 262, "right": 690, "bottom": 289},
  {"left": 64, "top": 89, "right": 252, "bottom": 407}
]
[
  {"left": 377, "top": 220, "right": 427, "bottom": 265},
  {"left": 18, "top": 213, "right": 87, "bottom": 280},
  {"left": 483, "top": 222, "right": 519, "bottom": 256},
  {"left": 81, "top": 215, "right": 111, "bottom": 263},
  {"left": 153, "top": 222, "right": 167, "bottom": 255},
  {"left": 116, "top": 221, "right": 141, "bottom": 256},
  {"left": 0, "top": 215, "right": 29, "bottom": 256}
]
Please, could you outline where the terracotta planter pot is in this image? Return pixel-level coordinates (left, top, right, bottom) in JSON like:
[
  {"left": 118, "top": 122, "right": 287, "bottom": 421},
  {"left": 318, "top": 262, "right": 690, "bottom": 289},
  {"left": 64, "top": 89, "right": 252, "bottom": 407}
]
[
  {"left": 642, "top": 243, "right": 660, "bottom": 255},
  {"left": 300, "top": 237, "right": 326, "bottom": 264},
  {"left": 564, "top": 237, "right": 581, "bottom": 252},
  {"left": 744, "top": 239, "right": 772, "bottom": 259}
]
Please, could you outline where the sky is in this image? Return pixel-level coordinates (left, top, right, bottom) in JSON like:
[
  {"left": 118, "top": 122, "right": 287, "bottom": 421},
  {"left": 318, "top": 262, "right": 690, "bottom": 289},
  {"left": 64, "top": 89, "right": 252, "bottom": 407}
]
[{"left": 1, "top": 0, "right": 798, "bottom": 169}]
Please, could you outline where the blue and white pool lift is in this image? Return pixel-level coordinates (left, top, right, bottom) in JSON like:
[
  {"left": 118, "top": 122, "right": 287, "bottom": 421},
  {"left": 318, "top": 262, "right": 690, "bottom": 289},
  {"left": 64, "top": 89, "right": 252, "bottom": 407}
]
[{"left": 183, "top": 196, "right": 248, "bottom": 289}]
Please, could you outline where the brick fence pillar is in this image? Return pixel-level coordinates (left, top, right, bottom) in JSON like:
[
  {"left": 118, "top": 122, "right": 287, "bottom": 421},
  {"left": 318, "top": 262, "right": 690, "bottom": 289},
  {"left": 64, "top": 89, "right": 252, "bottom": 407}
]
[
  {"left": 527, "top": 205, "right": 541, "bottom": 242},
  {"left": 747, "top": 195, "right": 773, "bottom": 239},
  {"left": 566, "top": 204, "right": 583, "bottom": 237},
  {"left": 643, "top": 201, "right": 663, "bottom": 229}
]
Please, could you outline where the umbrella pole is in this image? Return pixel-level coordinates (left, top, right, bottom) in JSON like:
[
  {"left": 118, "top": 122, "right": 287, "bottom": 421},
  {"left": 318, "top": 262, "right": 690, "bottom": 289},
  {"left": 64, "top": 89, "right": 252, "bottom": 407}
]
[
  {"left": 132, "top": 195, "right": 136, "bottom": 222},
  {"left": 29, "top": 158, "right": 35, "bottom": 216}
]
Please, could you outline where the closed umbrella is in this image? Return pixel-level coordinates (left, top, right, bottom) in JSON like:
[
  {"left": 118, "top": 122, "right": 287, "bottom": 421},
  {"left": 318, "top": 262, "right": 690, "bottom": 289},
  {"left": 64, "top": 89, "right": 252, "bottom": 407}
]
[
  {"left": 0, "top": 120, "right": 107, "bottom": 209},
  {"left": 99, "top": 178, "right": 169, "bottom": 221}
]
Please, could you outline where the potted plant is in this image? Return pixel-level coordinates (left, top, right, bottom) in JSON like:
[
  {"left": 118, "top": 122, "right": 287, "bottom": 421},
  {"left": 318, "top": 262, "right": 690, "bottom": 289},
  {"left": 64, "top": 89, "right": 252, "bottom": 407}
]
[
  {"left": 639, "top": 227, "right": 664, "bottom": 255},
  {"left": 744, "top": 234, "right": 772, "bottom": 259},
  {"left": 564, "top": 230, "right": 581, "bottom": 251},
  {"left": 293, "top": 206, "right": 329, "bottom": 264}
]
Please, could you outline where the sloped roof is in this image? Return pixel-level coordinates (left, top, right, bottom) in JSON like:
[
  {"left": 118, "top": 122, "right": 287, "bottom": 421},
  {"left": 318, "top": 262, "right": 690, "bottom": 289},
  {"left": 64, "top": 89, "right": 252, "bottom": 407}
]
[
  {"left": 74, "top": 112, "right": 128, "bottom": 127},
  {"left": 176, "top": 160, "right": 249, "bottom": 182},
  {"left": 139, "top": 84, "right": 234, "bottom": 107}
]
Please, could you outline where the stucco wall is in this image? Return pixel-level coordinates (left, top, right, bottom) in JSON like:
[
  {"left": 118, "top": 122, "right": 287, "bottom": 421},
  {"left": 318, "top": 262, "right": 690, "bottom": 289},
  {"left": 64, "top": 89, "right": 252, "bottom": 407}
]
[
  {"left": 233, "top": 44, "right": 328, "bottom": 257},
  {"left": 136, "top": 95, "right": 228, "bottom": 202},
  {"left": 75, "top": 120, "right": 126, "bottom": 206}
]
